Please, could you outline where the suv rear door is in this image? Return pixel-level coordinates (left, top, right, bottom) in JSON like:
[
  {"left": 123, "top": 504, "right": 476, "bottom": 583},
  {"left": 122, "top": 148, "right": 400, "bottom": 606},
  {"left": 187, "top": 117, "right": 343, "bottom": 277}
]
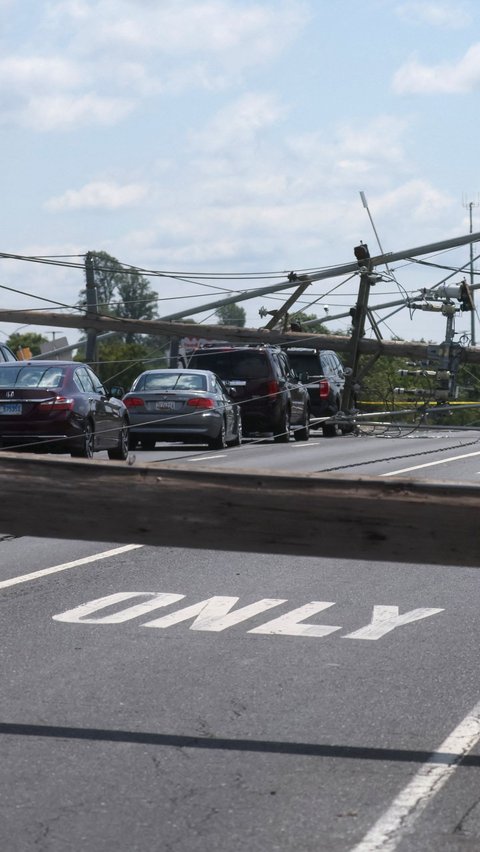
[{"left": 275, "top": 350, "right": 307, "bottom": 424}]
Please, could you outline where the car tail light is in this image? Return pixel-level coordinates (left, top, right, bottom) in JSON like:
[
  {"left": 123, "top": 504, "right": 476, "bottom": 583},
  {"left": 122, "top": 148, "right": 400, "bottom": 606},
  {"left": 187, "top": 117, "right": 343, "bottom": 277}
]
[
  {"left": 319, "top": 380, "right": 330, "bottom": 399},
  {"left": 124, "top": 396, "right": 145, "bottom": 408},
  {"left": 265, "top": 380, "right": 279, "bottom": 397},
  {"left": 38, "top": 396, "right": 74, "bottom": 411},
  {"left": 187, "top": 398, "right": 215, "bottom": 409}
]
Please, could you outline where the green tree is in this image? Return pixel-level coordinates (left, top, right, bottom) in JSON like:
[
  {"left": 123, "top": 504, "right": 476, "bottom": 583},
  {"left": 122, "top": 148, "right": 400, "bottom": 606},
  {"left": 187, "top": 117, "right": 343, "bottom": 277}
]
[
  {"left": 87, "top": 340, "right": 160, "bottom": 390},
  {"left": 215, "top": 303, "right": 246, "bottom": 327},
  {"left": 78, "top": 251, "right": 159, "bottom": 342},
  {"left": 6, "top": 332, "right": 49, "bottom": 356}
]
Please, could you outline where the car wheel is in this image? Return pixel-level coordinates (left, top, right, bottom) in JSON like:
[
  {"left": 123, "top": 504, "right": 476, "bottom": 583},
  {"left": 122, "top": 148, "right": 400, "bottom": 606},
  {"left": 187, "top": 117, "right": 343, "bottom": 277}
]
[
  {"left": 71, "top": 421, "right": 94, "bottom": 458},
  {"left": 209, "top": 420, "right": 227, "bottom": 450},
  {"left": 141, "top": 438, "right": 156, "bottom": 450},
  {"left": 108, "top": 420, "right": 129, "bottom": 460},
  {"left": 274, "top": 408, "right": 290, "bottom": 443},
  {"left": 294, "top": 409, "right": 310, "bottom": 441}
]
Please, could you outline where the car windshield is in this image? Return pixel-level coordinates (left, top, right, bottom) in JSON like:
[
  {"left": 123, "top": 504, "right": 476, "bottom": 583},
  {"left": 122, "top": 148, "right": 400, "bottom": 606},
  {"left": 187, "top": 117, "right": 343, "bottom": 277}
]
[
  {"left": 138, "top": 372, "right": 207, "bottom": 391},
  {"left": 191, "top": 351, "right": 269, "bottom": 380},
  {"left": 0, "top": 366, "right": 65, "bottom": 388}
]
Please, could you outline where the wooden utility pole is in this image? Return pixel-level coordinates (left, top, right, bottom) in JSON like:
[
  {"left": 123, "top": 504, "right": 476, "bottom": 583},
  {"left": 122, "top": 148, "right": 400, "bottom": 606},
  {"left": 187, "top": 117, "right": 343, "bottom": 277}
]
[
  {"left": 342, "top": 243, "right": 377, "bottom": 412},
  {"left": 84, "top": 252, "right": 98, "bottom": 364}
]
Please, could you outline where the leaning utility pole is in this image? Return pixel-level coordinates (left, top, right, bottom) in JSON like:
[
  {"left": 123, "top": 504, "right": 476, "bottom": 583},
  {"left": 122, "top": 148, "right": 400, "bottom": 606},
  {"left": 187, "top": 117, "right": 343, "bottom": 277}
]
[
  {"left": 463, "top": 196, "right": 479, "bottom": 346},
  {"left": 342, "top": 242, "right": 386, "bottom": 412}
]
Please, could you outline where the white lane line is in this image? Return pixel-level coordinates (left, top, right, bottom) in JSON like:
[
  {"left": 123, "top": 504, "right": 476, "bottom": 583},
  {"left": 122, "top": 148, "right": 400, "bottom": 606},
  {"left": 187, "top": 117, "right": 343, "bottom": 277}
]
[
  {"left": 190, "top": 454, "right": 226, "bottom": 461},
  {"left": 292, "top": 442, "right": 321, "bottom": 448},
  {"left": 380, "top": 450, "right": 480, "bottom": 477},
  {"left": 349, "top": 698, "right": 480, "bottom": 852},
  {"left": 0, "top": 544, "right": 143, "bottom": 590}
]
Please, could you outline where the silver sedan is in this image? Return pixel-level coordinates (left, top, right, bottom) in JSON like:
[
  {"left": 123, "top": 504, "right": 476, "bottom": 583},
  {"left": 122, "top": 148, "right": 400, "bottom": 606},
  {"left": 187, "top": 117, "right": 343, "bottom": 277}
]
[{"left": 123, "top": 369, "right": 242, "bottom": 451}]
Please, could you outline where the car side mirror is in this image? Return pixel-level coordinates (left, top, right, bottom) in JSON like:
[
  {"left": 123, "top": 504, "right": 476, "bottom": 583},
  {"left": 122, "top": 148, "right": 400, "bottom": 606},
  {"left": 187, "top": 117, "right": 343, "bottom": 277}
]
[
  {"left": 343, "top": 367, "right": 353, "bottom": 377},
  {"left": 109, "top": 385, "right": 125, "bottom": 399}
]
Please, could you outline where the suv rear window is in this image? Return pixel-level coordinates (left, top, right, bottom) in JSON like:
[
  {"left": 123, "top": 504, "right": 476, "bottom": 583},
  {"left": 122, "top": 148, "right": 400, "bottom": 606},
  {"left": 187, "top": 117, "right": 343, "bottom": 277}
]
[
  {"left": 189, "top": 350, "right": 269, "bottom": 380},
  {"left": 285, "top": 352, "right": 320, "bottom": 376}
]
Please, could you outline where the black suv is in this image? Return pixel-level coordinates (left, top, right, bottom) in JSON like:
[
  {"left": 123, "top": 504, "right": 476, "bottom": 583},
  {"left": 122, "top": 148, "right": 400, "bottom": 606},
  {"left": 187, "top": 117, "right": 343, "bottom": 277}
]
[
  {"left": 283, "top": 348, "right": 346, "bottom": 437},
  {"left": 187, "top": 346, "right": 310, "bottom": 442}
]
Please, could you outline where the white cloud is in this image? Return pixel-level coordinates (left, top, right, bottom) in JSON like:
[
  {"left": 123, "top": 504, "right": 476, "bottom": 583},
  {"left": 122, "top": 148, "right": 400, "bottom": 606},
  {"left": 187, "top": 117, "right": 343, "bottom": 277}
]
[
  {"left": 119, "top": 113, "right": 450, "bottom": 270},
  {"left": 395, "top": 1, "right": 472, "bottom": 28},
  {"left": 1, "top": 1, "right": 309, "bottom": 130},
  {"left": 22, "top": 94, "right": 135, "bottom": 130},
  {"left": 193, "top": 92, "right": 287, "bottom": 153},
  {"left": 393, "top": 42, "right": 480, "bottom": 93},
  {"left": 0, "top": 56, "right": 82, "bottom": 91},
  {"left": 45, "top": 181, "right": 148, "bottom": 211},
  {"left": 48, "top": 0, "right": 309, "bottom": 62}
]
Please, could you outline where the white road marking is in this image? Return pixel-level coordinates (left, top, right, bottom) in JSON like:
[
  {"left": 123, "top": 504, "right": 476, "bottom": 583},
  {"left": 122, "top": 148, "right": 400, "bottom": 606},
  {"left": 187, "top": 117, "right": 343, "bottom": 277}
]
[
  {"left": 380, "top": 449, "right": 480, "bottom": 477},
  {"left": 190, "top": 454, "right": 226, "bottom": 461},
  {"left": 291, "top": 442, "right": 321, "bottom": 448},
  {"left": 349, "top": 698, "right": 480, "bottom": 852},
  {"left": 249, "top": 601, "right": 341, "bottom": 636},
  {"left": 144, "top": 596, "right": 285, "bottom": 631},
  {"left": 342, "top": 605, "right": 444, "bottom": 640},
  {"left": 52, "top": 595, "right": 444, "bottom": 640},
  {"left": 0, "top": 544, "right": 143, "bottom": 590},
  {"left": 53, "top": 592, "right": 184, "bottom": 624}
]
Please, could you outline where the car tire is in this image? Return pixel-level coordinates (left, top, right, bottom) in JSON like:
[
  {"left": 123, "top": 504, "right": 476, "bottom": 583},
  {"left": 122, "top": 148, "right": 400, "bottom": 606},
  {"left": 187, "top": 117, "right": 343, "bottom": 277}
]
[
  {"left": 71, "top": 421, "right": 95, "bottom": 458},
  {"left": 209, "top": 419, "right": 227, "bottom": 450},
  {"left": 294, "top": 409, "right": 310, "bottom": 442},
  {"left": 108, "top": 420, "right": 129, "bottom": 460},
  {"left": 274, "top": 408, "right": 290, "bottom": 443}
]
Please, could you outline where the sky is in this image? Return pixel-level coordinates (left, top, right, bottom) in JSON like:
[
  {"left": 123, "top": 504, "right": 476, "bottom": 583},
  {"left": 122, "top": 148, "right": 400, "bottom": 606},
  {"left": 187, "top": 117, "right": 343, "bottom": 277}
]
[{"left": 1, "top": 0, "right": 480, "bottom": 352}]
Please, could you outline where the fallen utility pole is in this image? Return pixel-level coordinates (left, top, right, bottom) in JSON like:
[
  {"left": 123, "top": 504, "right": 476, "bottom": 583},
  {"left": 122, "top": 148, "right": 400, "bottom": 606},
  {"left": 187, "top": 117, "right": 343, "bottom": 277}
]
[
  {"left": 0, "top": 453, "right": 479, "bottom": 568},
  {"left": 155, "top": 229, "right": 480, "bottom": 323},
  {"left": 2, "top": 230, "right": 480, "bottom": 338},
  {"left": 2, "top": 309, "right": 480, "bottom": 363},
  {"left": 1, "top": 229, "right": 480, "bottom": 366}
]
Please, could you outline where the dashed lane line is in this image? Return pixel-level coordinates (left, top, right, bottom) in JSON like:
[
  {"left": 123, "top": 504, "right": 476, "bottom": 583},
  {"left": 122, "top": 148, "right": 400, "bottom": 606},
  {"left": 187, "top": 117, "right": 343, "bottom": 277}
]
[{"left": 0, "top": 544, "right": 143, "bottom": 590}]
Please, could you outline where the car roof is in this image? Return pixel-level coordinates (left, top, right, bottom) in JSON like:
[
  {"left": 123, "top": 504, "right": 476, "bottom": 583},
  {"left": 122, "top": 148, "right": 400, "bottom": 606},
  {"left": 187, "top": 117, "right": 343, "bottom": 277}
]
[{"left": 192, "top": 345, "right": 273, "bottom": 352}]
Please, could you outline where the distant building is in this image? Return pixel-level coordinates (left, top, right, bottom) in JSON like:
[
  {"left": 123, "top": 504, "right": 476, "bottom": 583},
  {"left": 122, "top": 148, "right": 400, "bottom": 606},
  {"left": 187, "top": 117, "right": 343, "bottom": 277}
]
[{"left": 39, "top": 337, "right": 69, "bottom": 360}]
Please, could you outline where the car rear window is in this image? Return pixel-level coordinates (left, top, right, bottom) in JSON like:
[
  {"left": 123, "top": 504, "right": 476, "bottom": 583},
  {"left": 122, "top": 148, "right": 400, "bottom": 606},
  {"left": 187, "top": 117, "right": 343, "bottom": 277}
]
[
  {"left": 136, "top": 372, "right": 207, "bottom": 391},
  {"left": 189, "top": 351, "right": 269, "bottom": 380},
  {"left": 286, "top": 353, "right": 320, "bottom": 375},
  {"left": 0, "top": 366, "right": 65, "bottom": 388}
]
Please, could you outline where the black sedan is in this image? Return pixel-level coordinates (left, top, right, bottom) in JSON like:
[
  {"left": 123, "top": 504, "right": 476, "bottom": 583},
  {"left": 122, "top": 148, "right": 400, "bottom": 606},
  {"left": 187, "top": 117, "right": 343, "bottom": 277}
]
[
  {"left": 0, "top": 361, "right": 129, "bottom": 459},
  {"left": 123, "top": 369, "right": 242, "bottom": 450}
]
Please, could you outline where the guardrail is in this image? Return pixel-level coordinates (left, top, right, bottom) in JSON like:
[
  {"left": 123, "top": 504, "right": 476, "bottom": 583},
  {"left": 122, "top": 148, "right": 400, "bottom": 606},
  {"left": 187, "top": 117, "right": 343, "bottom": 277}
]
[{"left": 0, "top": 453, "right": 478, "bottom": 567}]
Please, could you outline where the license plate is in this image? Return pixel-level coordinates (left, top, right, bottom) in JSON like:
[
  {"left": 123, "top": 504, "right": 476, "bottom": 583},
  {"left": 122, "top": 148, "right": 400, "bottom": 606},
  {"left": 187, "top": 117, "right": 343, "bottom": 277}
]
[
  {"left": 155, "top": 401, "right": 177, "bottom": 411},
  {"left": 0, "top": 402, "right": 22, "bottom": 414}
]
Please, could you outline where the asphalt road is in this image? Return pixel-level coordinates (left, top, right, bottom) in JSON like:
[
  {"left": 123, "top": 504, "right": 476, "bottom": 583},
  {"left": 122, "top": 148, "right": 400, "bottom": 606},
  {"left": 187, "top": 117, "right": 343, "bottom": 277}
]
[{"left": 1, "top": 427, "right": 480, "bottom": 851}]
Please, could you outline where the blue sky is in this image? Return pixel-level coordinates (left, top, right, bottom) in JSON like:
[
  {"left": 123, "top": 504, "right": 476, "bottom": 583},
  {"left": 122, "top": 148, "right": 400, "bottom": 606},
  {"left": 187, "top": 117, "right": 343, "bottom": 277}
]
[{"left": 1, "top": 0, "right": 480, "bottom": 349}]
